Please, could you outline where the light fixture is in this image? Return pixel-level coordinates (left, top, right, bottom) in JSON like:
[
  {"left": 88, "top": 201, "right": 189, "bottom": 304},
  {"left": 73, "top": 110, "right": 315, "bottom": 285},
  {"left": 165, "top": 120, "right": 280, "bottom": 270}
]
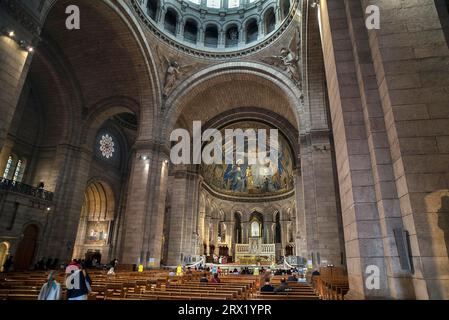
[
  {"left": 310, "top": 0, "right": 320, "bottom": 8},
  {"left": 27, "top": 46, "right": 34, "bottom": 53},
  {"left": 46, "top": 207, "right": 51, "bottom": 212},
  {"left": 8, "top": 30, "right": 15, "bottom": 38},
  {"left": 164, "top": 160, "right": 169, "bottom": 165},
  {"left": 141, "top": 155, "right": 148, "bottom": 160}
]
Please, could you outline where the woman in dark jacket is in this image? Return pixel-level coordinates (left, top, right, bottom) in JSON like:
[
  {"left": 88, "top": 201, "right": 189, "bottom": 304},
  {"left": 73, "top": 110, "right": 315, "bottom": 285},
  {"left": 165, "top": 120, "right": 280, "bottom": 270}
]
[{"left": 65, "top": 267, "right": 92, "bottom": 300}]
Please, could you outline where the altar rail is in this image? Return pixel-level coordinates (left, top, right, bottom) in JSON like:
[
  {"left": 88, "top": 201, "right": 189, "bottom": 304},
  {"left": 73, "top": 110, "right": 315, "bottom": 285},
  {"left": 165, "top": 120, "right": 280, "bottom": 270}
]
[{"left": 235, "top": 244, "right": 275, "bottom": 255}]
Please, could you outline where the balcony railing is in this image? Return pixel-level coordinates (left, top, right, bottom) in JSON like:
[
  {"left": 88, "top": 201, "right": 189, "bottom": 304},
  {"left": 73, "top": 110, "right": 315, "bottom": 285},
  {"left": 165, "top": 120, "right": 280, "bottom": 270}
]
[{"left": 0, "top": 178, "right": 54, "bottom": 201}]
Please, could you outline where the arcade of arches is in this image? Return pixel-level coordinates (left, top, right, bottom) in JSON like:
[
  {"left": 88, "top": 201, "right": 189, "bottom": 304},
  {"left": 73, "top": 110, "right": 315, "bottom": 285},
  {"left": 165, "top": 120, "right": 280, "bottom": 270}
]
[{"left": 0, "top": 0, "right": 448, "bottom": 300}]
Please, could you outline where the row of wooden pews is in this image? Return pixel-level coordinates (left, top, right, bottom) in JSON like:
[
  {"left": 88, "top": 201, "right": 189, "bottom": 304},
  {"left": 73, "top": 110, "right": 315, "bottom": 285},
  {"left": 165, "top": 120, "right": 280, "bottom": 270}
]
[
  {"left": 311, "top": 267, "right": 349, "bottom": 300},
  {"left": 253, "top": 276, "right": 319, "bottom": 300},
  {"left": 1, "top": 270, "right": 320, "bottom": 301}
]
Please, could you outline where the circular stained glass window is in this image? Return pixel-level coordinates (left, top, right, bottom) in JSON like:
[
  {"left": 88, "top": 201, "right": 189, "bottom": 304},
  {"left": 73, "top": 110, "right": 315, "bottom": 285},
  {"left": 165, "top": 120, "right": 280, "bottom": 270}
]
[{"left": 99, "top": 134, "right": 115, "bottom": 159}]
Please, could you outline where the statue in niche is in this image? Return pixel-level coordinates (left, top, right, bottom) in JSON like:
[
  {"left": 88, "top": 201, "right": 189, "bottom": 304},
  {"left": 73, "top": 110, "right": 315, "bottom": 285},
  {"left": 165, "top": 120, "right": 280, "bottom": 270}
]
[
  {"left": 262, "top": 28, "right": 302, "bottom": 89},
  {"left": 155, "top": 46, "right": 197, "bottom": 98}
]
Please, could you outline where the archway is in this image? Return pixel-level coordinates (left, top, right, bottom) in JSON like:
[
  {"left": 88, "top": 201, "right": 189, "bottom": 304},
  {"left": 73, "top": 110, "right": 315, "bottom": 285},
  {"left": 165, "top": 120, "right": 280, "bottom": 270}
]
[
  {"left": 14, "top": 225, "right": 39, "bottom": 270},
  {"left": 73, "top": 181, "right": 116, "bottom": 265}
]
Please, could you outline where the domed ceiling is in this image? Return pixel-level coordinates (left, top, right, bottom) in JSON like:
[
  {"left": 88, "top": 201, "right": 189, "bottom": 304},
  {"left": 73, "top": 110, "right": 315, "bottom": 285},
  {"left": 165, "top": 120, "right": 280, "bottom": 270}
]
[
  {"left": 132, "top": 0, "right": 299, "bottom": 57},
  {"left": 200, "top": 121, "right": 295, "bottom": 197}
]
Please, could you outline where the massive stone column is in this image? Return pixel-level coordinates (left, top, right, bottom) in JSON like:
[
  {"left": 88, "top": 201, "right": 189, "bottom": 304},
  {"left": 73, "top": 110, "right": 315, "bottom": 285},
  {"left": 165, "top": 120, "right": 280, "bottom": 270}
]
[
  {"left": 344, "top": 0, "right": 415, "bottom": 300},
  {"left": 319, "top": 0, "right": 390, "bottom": 299},
  {"left": 37, "top": 145, "right": 93, "bottom": 262},
  {"left": 165, "top": 168, "right": 201, "bottom": 266},
  {"left": 120, "top": 142, "right": 169, "bottom": 268},
  {"left": 299, "top": 134, "right": 344, "bottom": 268},
  {"left": 360, "top": 0, "right": 449, "bottom": 299},
  {"left": 0, "top": 4, "right": 38, "bottom": 153}
]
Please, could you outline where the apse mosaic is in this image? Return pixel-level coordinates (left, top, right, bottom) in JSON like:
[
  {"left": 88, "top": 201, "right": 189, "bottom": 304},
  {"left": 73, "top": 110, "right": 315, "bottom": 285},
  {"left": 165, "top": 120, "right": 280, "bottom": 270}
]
[{"left": 200, "top": 121, "right": 295, "bottom": 196}]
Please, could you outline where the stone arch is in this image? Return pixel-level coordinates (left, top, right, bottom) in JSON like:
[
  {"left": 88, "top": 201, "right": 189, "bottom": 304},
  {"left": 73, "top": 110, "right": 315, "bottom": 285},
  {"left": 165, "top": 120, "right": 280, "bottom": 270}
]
[
  {"left": 263, "top": 7, "right": 276, "bottom": 34},
  {"left": 245, "top": 17, "right": 259, "bottom": 44},
  {"left": 81, "top": 96, "right": 140, "bottom": 149},
  {"left": 164, "top": 7, "right": 179, "bottom": 35},
  {"left": 73, "top": 180, "right": 117, "bottom": 262},
  {"left": 163, "top": 62, "right": 304, "bottom": 142},
  {"left": 40, "top": 0, "right": 160, "bottom": 142}
]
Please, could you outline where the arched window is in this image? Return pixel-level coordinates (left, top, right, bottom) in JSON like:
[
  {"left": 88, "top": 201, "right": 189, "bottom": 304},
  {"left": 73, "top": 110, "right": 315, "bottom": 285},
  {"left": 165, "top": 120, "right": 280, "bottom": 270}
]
[
  {"left": 184, "top": 19, "right": 198, "bottom": 44},
  {"left": 204, "top": 25, "right": 219, "bottom": 47},
  {"left": 2, "top": 155, "right": 26, "bottom": 182},
  {"left": 225, "top": 25, "right": 239, "bottom": 47},
  {"left": 264, "top": 8, "right": 276, "bottom": 34},
  {"left": 228, "top": 0, "right": 240, "bottom": 8},
  {"left": 251, "top": 220, "right": 261, "bottom": 237},
  {"left": 12, "top": 159, "right": 24, "bottom": 182},
  {"left": 164, "top": 9, "right": 178, "bottom": 35},
  {"left": 207, "top": 0, "right": 221, "bottom": 8},
  {"left": 246, "top": 19, "right": 259, "bottom": 44},
  {"left": 147, "top": 0, "right": 159, "bottom": 20},
  {"left": 2, "top": 155, "right": 14, "bottom": 179}
]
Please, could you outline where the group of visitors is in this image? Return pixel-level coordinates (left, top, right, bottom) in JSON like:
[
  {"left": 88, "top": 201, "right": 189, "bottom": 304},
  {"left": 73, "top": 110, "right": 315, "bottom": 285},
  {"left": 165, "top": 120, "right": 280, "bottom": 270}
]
[
  {"left": 199, "top": 273, "right": 221, "bottom": 284},
  {"left": 260, "top": 277, "right": 294, "bottom": 293},
  {"left": 37, "top": 259, "right": 93, "bottom": 300},
  {"left": 34, "top": 257, "right": 60, "bottom": 271}
]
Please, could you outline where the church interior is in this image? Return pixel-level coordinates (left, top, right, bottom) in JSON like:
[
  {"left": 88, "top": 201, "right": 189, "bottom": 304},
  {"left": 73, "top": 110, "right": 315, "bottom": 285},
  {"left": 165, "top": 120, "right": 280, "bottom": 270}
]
[{"left": 0, "top": 0, "right": 448, "bottom": 301}]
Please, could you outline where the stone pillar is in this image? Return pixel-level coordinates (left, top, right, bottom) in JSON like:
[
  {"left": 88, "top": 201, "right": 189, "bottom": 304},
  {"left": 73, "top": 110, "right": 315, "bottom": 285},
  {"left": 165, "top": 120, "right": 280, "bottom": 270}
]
[
  {"left": 177, "top": 18, "right": 184, "bottom": 37},
  {"left": 360, "top": 0, "right": 449, "bottom": 299},
  {"left": 275, "top": 6, "right": 282, "bottom": 27},
  {"left": 198, "top": 27, "right": 205, "bottom": 47},
  {"left": 120, "top": 142, "right": 169, "bottom": 268},
  {"left": 204, "top": 215, "right": 211, "bottom": 255},
  {"left": 342, "top": 0, "right": 415, "bottom": 300},
  {"left": 239, "top": 27, "right": 246, "bottom": 45},
  {"left": 258, "top": 19, "right": 264, "bottom": 38},
  {"left": 242, "top": 221, "right": 249, "bottom": 243},
  {"left": 37, "top": 145, "right": 92, "bottom": 262},
  {"left": 212, "top": 218, "right": 219, "bottom": 253},
  {"left": 227, "top": 221, "right": 235, "bottom": 256},
  {"left": 0, "top": 9, "right": 37, "bottom": 153},
  {"left": 218, "top": 28, "right": 225, "bottom": 49},
  {"left": 319, "top": 0, "right": 399, "bottom": 299},
  {"left": 294, "top": 168, "right": 308, "bottom": 258},
  {"left": 166, "top": 169, "right": 201, "bottom": 266}
]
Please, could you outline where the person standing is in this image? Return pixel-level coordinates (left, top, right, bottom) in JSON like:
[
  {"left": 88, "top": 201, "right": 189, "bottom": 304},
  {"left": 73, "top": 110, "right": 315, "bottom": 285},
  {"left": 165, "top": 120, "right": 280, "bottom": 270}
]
[
  {"left": 65, "top": 264, "right": 92, "bottom": 301},
  {"left": 212, "top": 273, "right": 221, "bottom": 283},
  {"left": 38, "top": 271, "right": 61, "bottom": 300}
]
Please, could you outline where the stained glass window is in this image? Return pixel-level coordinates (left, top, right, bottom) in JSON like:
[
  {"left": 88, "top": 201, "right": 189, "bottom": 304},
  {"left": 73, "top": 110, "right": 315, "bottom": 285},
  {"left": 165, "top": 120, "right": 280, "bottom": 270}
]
[
  {"left": 99, "top": 134, "right": 115, "bottom": 159},
  {"left": 12, "top": 160, "right": 22, "bottom": 182},
  {"left": 2, "top": 156, "right": 13, "bottom": 179},
  {"left": 251, "top": 221, "right": 260, "bottom": 237}
]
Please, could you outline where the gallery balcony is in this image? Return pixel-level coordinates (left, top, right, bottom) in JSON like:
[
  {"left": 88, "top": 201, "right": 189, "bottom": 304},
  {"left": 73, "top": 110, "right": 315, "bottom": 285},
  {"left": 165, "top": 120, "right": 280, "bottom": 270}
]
[{"left": 0, "top": 178, "right": 54, "bottom": 202}]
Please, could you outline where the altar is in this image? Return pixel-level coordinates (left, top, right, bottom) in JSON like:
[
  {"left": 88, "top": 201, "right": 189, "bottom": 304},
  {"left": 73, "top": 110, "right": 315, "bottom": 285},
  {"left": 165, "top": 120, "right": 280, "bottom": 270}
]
[{"left": 235, "top": 237, "right": 275, "bottom": 265}]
